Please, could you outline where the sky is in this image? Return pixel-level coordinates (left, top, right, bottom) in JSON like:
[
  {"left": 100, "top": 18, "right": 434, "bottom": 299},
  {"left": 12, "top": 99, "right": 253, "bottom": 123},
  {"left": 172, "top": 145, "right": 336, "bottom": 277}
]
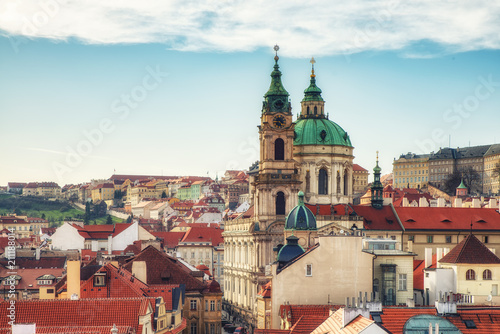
[{"left": 1, "top": 0, "right": 500, "bottom": 186}]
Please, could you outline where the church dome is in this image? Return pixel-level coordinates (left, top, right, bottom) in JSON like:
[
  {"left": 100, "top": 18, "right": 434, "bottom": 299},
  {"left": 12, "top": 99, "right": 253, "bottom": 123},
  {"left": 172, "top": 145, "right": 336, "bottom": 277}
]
[
  {"left": 285, "top": 191, "right": 317, "bottom": 230},
  {"left": 294, "top": 118, "right": 352, "bottom": 147},
  {"left": 277, "top": 235, "right": 305, "bottom": 265}
]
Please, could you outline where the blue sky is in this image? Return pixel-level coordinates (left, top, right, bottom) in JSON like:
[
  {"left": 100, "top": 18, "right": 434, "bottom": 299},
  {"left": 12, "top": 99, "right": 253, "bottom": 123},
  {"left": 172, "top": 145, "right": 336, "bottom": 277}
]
[{"left": 1, "top": 0, "right": 500, "bottom": 186}]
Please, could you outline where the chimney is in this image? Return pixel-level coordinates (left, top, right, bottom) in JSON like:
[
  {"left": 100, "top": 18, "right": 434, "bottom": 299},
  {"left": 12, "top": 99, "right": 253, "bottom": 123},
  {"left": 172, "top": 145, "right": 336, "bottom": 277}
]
[
  {"left": 132, "top": 261, "right": 147, "bottom": 283},
  {"left": 407, "top": 240, "right": 413, "bottom": 252},
  {"left": 489, "top": 198, "right": 498, "bottom": 209},
  {"left": 402, "top": 197, "right": 409, "bottom": 207},
  {"left": 425, "top": 248, "right": 432, "bottom": 268},
  {"left": 419, "top": 197, "right": 429, "bottom": 207},
  {"left": 107, "top": 235, "right": 113, "bottom": 255},
  {"left": 67, "top": 260, "right": 81, "bottom": 299},
  {"left": 454, "top": 197, "right": 462, "bottom": 208},
  {"left": 436, "top": 248, "right": 443, "bottom": 268},
  {"left": 35, "top": 248, "right": 41, "bottom": 261},
  {"left": 443, "top": 247, "right": 450, "bottom": 256},
  {"left": 472, "top": 198, "right": 480, "bottom": 208},
  {"left": 437, "top": 198, "right": 445, "bottom": 207}
]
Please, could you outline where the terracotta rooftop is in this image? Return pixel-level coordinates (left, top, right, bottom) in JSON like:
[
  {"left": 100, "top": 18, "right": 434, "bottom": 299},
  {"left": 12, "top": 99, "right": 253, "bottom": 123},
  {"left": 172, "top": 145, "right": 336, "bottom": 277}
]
[
  {"left": 122, "top": 246, "right": 205, "bottom": 291},
  {"left": 440, "top": 234, "right": 500, "bottom": 264},
  {"left": 0, "top": 297, "right": 152, "bottom": 333}
]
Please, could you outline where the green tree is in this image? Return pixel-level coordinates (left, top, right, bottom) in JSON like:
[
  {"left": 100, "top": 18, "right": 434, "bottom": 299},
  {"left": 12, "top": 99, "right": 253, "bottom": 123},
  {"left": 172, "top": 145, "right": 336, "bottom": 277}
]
[
  {"left": 161, "top": 191, "right": 167, "bottom": 198},
  {"left": 41, "top": 213, "right": 46, "bottom": 220},
  {"left": 106, "top": 215, "right": 113, "bottom": 225},
  {"left": 84, "top": 202, "right": 91, "bottom": 224},
  {"left": 444, "top": 167, "right": 481, "bottom": 195},
  {"left": 126, "top": 215, "right": 132, "bottom": 223}
]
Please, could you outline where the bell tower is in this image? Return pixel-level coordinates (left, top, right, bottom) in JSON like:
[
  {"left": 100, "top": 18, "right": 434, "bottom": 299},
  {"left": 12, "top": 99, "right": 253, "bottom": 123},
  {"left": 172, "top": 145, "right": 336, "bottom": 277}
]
[{"left": 253, "top": 45, "right": 301, "bottom": 231}]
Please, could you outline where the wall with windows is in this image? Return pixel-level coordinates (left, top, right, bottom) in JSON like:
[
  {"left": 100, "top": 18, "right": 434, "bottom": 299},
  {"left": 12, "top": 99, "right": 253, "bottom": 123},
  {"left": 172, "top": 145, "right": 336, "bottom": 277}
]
[
  {"left": 373, "top": 254, "right": 414, "bottom": 306},
  {"left": 270, "top": 235, "right": 373, "bottom": 329}
]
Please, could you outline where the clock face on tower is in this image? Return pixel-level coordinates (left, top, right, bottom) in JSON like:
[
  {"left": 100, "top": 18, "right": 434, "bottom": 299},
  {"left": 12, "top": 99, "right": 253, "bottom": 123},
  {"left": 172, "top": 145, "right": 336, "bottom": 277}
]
[{"left": 273, "top": 115, "right": 286, "bottom": 128}]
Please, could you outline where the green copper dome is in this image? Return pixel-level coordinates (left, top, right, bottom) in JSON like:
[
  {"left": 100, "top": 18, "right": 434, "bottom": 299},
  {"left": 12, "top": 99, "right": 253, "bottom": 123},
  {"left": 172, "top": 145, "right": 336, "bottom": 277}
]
[
  {"left": 457, "top": 179, "right": 467, "bottom": 189},
  {"left": 302, "top": 74, "right": 323, "bottom": 102},
  {"left": 293, "top": 118, "right": 352, "bottom": 147},
  {"left": 285, "top": 191, "right": 317, "bottom": 230}
]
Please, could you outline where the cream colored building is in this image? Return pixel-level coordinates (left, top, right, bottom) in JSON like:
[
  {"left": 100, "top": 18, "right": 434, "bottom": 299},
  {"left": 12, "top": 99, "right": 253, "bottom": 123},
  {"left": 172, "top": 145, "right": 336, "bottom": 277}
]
[
  {"left": 483, "top": 144, "right": 500, "bottom": 194},
  {"left": 363, "top": 238, "right": 415, "bottom": 306},
  {"left": 353, "top": 164, "right": 369, "bottom": 195},
  {"left": 270, "top": 235, "right": 374, "bottom": 329},
  {"left": 393, "top": 153, "right": 429, "bottom": 189}
]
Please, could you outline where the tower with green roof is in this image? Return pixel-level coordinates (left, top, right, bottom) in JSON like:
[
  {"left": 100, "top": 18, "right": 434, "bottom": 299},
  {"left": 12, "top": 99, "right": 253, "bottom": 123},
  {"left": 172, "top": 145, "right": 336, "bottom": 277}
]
[
  {"left": 371, "top": 152, "right": 384, "bottom": 209},
  {"left": 293, "top": 58, "right": 354, "bottom": 205}
]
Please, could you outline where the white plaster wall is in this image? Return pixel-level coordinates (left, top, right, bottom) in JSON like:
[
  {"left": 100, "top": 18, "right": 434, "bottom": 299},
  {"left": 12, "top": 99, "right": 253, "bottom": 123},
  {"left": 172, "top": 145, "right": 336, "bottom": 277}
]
[{"left": 50, "top": 223, "right": 85, "bottom": 251}]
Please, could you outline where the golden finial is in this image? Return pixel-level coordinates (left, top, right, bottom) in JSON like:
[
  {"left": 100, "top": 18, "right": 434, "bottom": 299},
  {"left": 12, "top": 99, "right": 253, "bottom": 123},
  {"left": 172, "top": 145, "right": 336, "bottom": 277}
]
[
  {"left": 310, "top": 57, "right": 316, "bottom": 77},
  {"left": 274, "top": 44, "right": 280, "bottom": 61},
  {"left": 376, "top": 150, "right": 379, "bottom": 161}
]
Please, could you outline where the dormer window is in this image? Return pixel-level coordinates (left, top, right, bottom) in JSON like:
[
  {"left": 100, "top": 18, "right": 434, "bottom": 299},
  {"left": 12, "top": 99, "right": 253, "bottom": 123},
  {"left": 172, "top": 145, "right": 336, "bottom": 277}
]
[{"left": 94, "top": 273, "right": 106, "bottom": 287}]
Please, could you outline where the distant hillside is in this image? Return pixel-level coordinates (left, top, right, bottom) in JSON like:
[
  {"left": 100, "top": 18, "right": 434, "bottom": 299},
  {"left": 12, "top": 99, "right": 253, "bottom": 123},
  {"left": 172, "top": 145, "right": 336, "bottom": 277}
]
[{"left": 0, "top": 196, "right": 123, "bottom": 226}]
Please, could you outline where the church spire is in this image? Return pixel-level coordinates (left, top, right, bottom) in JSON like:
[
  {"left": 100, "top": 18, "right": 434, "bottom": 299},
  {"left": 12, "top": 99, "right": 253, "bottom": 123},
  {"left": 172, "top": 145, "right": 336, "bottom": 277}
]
[
  {"left": 371, "top": 151, "right": 384, "bottom": 209},
  {"left": 302, "top": 57, "right": 324, "bottom": 102},
  {"left": 263, "top": 45, "right": 291, "bottom": 114}
]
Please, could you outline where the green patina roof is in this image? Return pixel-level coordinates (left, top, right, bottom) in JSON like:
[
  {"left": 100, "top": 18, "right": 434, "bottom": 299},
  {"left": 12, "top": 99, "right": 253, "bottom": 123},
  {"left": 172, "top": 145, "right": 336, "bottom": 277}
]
[
  {"left": 285, "top": 191, "right": 317, "bottom": 230},
  {"left": 293, "top": 118, "right": 352, "bottom": 147},
  {"left": 373, "top": 160, "right": 381, "bottom": 173},
  {"left": 302, "top": 74, "right": 323, "bottom": 102},
  {"left": 457, "top": 179, "right": 467, "bottom": 189},
  {"left": 403, "top": 315, "right": 460, "bottom": 333},
  {"left": 262, "top": 56, "right": 291, "bottom": 113},
  {"left": 264, "top": 58, "right": 289, "bottom": 98}
]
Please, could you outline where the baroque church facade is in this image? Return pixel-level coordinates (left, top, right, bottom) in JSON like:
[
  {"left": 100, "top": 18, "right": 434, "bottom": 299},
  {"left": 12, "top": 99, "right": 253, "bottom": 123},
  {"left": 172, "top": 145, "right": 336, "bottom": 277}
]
[{"left": 222, "top": 48, "right": 355, "bottom": 329}]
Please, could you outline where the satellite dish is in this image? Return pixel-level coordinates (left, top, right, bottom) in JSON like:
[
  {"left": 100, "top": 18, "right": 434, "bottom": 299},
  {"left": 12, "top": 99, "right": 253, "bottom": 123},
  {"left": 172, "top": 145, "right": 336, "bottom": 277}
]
[{"left": 487, "top": 294, "right": 493, "bottom": 302}]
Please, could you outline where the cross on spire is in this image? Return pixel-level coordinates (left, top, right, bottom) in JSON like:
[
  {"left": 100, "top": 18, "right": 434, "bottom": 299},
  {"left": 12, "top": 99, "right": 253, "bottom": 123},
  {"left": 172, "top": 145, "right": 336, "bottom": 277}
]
[
  {"left": 274, "top": 44, "right": 280, "bottom": 61},
  {"left": 310, "top": 57, "right": 316, "bottom": 77}
]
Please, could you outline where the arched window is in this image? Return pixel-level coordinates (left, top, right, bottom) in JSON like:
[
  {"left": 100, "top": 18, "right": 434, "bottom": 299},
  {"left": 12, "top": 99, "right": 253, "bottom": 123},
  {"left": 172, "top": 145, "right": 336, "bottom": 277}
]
[
  {"left": 466, "top": 269, "right": 476, "bottom": 280},
  {"left": 343, "top": 170, "right": 349, "bottom": 195},
  {"left": 276, "top": 191, "right": 285, "bottom": 215},
  {"left": 275, "top": 138, "right": 284, "bottom": 160},
  {"left": 483, "top": 269, "right": 492, "bottom": 280},
  {"left": 318, "top": 169, "right": 328, "bottom": 195},
  {"left": 314, "top": 106, "right": 317, "bottom": 114}
]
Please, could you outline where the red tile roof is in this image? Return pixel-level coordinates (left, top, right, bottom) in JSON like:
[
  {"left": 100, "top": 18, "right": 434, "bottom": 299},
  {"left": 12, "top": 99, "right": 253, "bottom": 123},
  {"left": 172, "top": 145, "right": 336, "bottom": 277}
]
[
  {"left": 0, "top": 267, "right": 64, "bottom": 290},
  {"left": 396, "top": 207, "right": 500, "bottom": 231},
  {"left": 353, "top": 164, "right": 368, "bottom": 172},
  {"left": 151, "top": 232, "right": 186, "bottom": 249},
  {"left": 377, "top": 307, "right": 437, "bottom": 334},
  {"left": 0, "top": 298, "right": 151, "bottom": 332},
  {"left": 353, "top": 205, "right": 403, "bottom": 231},
  {"left": 258, "top": 281, "right": 271, "bottom": 298},
  {"left": 122, "top": 246, "right": 205, "bottom": 291},
  {"left": 180, "top": 226, "right": 223, "bottom": 246},
  {"left": 440, "top": 234, "right": 500, "bottom": 264}
]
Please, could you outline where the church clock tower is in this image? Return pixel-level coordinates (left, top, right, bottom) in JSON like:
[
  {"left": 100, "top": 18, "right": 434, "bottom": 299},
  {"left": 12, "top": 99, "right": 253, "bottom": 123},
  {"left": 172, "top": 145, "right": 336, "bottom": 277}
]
[{"left": 253, "top": 45, "right": 301, "bottom": 230}]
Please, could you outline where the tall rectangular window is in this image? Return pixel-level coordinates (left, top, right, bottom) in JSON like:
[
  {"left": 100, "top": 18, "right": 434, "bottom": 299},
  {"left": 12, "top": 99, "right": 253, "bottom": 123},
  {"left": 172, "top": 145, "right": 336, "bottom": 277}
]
[
  {"left": 427, "top": 235, "right": 433, "bottom": 243},
  {"left": 306, "top": 264, "right": 312, "bottom": 277},
  {"left": 398, "top": 274, "right": 407, "bottom": 291},
  {"left": 445, "top": 236, "right": 452, "bottom": 243},
  {"left": 190, "top": 300, "right": 197, "bottom": 310},
  {"left": 190, "top": 322, "right": 197, "bottom": 334},
  {"left": 210, "top": 300, "right": 215, "bottom": 311}
]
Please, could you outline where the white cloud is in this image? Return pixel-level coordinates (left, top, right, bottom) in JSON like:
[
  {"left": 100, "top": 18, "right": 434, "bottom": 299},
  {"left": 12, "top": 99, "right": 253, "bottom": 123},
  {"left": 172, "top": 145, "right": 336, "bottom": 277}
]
[{"left": 1, "top": 0, "right": 500, "bottom": 57}]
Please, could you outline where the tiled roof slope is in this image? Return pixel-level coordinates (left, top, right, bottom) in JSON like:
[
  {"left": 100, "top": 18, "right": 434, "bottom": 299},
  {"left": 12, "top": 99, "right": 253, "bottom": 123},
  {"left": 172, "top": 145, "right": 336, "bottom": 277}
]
[
  {"left": 122, "top": 246, "right": 204, "bottom": 291},
  {"left": 395, "top": 207, "right": 500, "bottom": 231},
  {"left": 180, "top": 226, "right": 223, "bottom": 246},
  {"left": 445, "top": 308, "right": 500, "bottom": 333},
  {"left": 0, "top": 298, "right": 151, "bottom": 333},
  {"left": 310, "top": 308, "right": 379, "bottom": 334},
  {"left": 377, "top": 307, "right": 437, "bottom": 334},
  {"left": 353, "top": 205, "right": 403, "bottom": 231},
  {"left": 440, "top": 234, "right": 500, "bottom": 264}
]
